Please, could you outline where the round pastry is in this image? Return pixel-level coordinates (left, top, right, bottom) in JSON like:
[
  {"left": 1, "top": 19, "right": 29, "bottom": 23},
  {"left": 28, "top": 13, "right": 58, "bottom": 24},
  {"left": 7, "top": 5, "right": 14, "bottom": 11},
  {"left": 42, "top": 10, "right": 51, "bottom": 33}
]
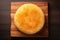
[{"left": 14, "top": 3, "right": 45, "bottom": 34}]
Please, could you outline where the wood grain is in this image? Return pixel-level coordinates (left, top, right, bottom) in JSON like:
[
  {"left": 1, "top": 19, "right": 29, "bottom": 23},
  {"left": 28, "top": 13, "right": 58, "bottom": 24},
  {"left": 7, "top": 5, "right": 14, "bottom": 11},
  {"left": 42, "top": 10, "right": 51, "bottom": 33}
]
[{"left": 11, "top": 2, "right": 48, "bottom": 37}]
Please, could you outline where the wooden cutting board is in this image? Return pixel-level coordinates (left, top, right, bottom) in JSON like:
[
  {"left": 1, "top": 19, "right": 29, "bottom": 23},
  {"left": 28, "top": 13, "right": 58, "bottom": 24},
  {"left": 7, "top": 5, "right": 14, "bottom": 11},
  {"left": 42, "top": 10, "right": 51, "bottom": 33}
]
[{"left": 11, "top": 2, "right": 48, "bottom": 37}]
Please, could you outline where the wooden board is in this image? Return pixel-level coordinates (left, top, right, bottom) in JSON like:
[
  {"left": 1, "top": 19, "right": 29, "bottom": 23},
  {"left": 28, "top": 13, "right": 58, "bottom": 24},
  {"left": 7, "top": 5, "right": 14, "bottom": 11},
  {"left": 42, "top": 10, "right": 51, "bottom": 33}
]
[{"left": 11, "top": 2, "right": 48, "bottom": 37}]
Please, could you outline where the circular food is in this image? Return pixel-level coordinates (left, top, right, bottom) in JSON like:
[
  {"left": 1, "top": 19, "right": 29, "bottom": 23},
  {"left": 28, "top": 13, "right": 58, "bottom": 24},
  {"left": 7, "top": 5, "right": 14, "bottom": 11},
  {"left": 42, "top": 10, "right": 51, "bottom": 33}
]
[{"left": 14, "top": 3, "right": 45, "bottom": 34}]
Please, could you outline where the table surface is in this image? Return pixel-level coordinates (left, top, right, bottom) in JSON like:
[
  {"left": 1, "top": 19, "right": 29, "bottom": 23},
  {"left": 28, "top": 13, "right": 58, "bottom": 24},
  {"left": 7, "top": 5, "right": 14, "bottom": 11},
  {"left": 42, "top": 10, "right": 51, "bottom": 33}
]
[{"left": 11, "top": 2, "right": 48, "bottom": 37}]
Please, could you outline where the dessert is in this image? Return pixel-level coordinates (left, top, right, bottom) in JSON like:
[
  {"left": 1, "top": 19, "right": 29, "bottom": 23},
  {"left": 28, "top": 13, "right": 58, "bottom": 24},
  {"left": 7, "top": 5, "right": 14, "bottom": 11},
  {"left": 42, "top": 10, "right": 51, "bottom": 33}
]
[{"left": 14, "top": 3, "right": 44, "bottom": 34}]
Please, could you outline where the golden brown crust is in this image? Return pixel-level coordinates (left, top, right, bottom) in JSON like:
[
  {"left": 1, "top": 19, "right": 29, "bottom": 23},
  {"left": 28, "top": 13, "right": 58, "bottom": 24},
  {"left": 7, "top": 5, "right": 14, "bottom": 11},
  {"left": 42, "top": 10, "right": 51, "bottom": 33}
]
[{"left": 14, "top": 4, "right": 44, "bottom": 34}]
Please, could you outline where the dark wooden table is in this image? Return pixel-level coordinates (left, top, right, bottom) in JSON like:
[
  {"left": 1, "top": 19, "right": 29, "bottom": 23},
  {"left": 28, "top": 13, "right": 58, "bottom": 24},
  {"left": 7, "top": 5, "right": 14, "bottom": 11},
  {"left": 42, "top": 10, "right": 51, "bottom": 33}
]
[{"left": 0, "top": 0, "right": 60, "bottom": 40}]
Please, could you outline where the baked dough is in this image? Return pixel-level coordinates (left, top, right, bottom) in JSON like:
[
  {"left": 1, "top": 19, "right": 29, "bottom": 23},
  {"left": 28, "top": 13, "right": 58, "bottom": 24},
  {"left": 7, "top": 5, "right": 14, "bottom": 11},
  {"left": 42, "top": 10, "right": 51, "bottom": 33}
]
[{"left": 14, "top": 3, "right": 44, "bottom": 34}]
